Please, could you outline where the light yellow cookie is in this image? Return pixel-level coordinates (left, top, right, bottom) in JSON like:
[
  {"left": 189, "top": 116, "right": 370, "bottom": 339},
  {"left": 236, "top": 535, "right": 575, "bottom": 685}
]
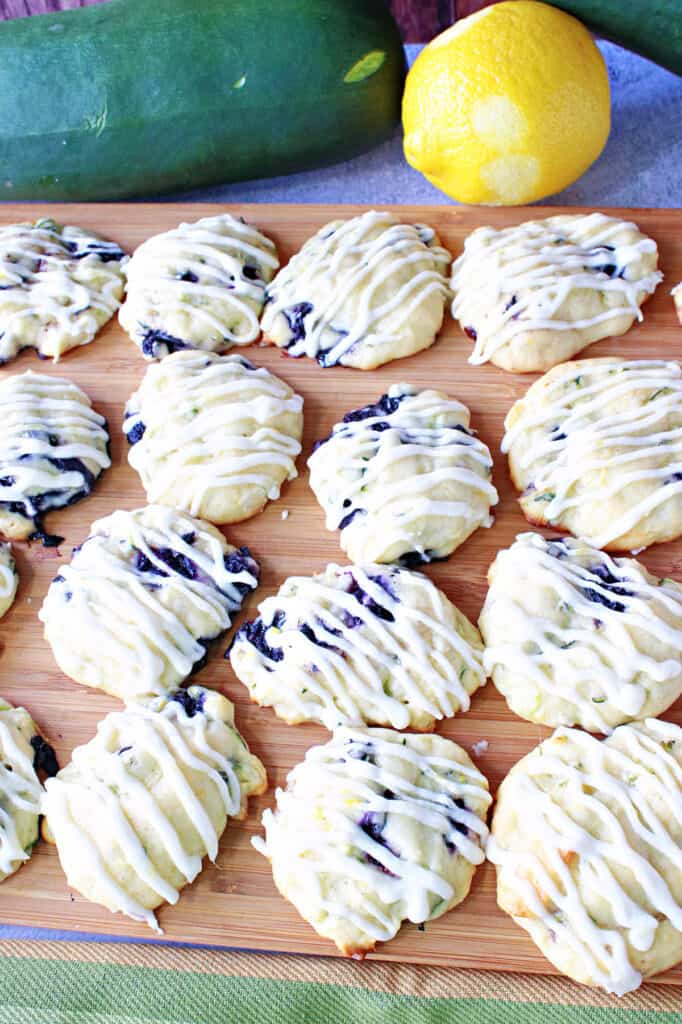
[
  {"left": 489, "top": 720, "right": 682, "bottom": 994},
  {"left": 308, "top": 384, "right": 498, "bottom": 565},
  {"left": 451, "top": 213, "right": 661, "bottom": 372},
  {"left": 0, "top": 697, "right": 57, "bottom": 882},
  {"left": 0, "top": 370, "right": 111, "bottom": 545},
  {"left": 255, "top": 727, "right": 490, "bottom": 956},
  {"left": 119, "top": 213, "right": 279, "bottom": 358},
  {"left": 230, "top": 562, "right": 486, "bottom": 730},
  {"left": 673, "top": 283, "right": 682, "bottom": 324},
  {"left": 39, "top": 505, "right": 259, "bottom": 701},
  {"left": 480, "top": 532, "right": 682, "bottom": 732},
  {"left": 0, "top": 542, "right": 18, "bottom": 619},
  {"left": 261, "top": 210, "right": 451, "bottom": 370},
  {"left": 503, "top": 357, "right": 682, "bottom": 552},
  {"left": 124, "top": 351, "right": 303, "bottom": 524},
  {"left": 0, "top": 218, "right": 126, "bottom": 363},
  {"left": 42, "top": 686, "right": 266, "bottom": 931}
]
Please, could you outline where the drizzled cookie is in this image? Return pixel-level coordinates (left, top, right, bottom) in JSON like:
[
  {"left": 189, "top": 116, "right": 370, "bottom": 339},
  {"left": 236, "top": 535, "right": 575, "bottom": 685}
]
[
  {"left": 489, "top": 720, "right": 682, "bottom": 994},
  {"left": 0, "top": 697, "right": 57, "bottom": 882},
  {"left": 0, "top": 218, "right": 126, "bottom": 364},
  {"left": 503, "top": 358, "right": 682, "bottom": 552},
  {"left": 673, "top": 282, "right": 682, "bottom": 324},
  {"left": 230, "top": 563, "right": 485, "bottom": 730},
  {"left": 451, "top": 213, "right": 661, "bottom": 373},
  {"left": 43, "top": 686, "right": 266, "bottom": 931},
  {"left": 261, "top": 210, "right": 451, "bottom": 370},
  {"left": 480, "top": 533, "right": 682, "bottom": 732},
  {"left": 119, "top": 214, "right": 279, "bottom": 359},
  {"left": 39, "top": 505, "right": 259, "bottom": 701},
  {"left": 308, "top": 384, "right": 498, "bottom": 565},
  {"left": 124, "top": 351, "right": 303, "bottom": 524},
  {"left": 0, "top": 371, "right": 111, "bottom": 546},
  {"left": 254, "top": 727, "right": 490, "bottom": 956},
  {"left": 0, "top": 542, "right": 18, "bottom": 619}
]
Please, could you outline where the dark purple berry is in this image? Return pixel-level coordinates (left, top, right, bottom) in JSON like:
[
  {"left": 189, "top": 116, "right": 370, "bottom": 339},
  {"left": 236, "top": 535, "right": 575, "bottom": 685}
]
[
  {"left": 171, "top": 688, "right": 206, "bottom": 717},
  {"left": 30, "top": 735, "right": 58, "bottom": 777}
]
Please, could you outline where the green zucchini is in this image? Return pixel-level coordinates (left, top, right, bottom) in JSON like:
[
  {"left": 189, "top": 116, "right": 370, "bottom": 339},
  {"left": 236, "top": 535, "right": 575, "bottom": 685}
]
[
  {"left": 545, "top": 0, "right": 682, "bottom": 76},
  {"left": 0, "top": 0, "right": 405, "bottom": 200}
]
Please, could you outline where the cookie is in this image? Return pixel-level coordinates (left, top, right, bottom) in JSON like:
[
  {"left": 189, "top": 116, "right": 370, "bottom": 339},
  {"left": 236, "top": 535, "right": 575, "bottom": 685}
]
[
  {"left": 673, "top": 283, "right": 682, "bottom": 324},
  {"left": 254, "top": 727, "right": 490, "bottom": 956},
  {"left": 0, "top": 217, "right": 126, "bottom": 364},
  {"left": 0, "top": 542, "right": 18, "bottom": 619},
  {"left": 488, "top": 720, "right": 682, "bottom": 994},
  {"left": 124, "top": 351, "right": 303, "bottom": 524},
  {"left": 230, "top": 563, "right": 486, "bottom": 730},
  {"left": 261, "top": 210, "right": 451, "bottom": 370},
  {"left": 0, "top": 697, "right": 57, "bottom": 882},
  {"left": 42, "top": 686, "right": 266, "bottom": 931},
  {"left": 503, "top": 357, "right": 682, "bottom": 552},
  {"left": 39, "top": 505, "right": 259, "bottom": 701},
  {"left": 480, "top": 532, "right": 682, "bottom": 733},
  {"left": 119, "top": 213, "right": 279, "bottom": 359},
  {"left": 451, "top": 213, "right": 662, "bottom": 373},
  {"left": 308, "top": 384, "right": 498, "bottom": 565},
  {"left": 0, "top": 370, "right": 111, "bottom": 546}
]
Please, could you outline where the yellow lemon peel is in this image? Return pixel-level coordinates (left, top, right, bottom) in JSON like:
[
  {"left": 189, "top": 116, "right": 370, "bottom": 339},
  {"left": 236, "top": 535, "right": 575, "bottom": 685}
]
[{"left": 402, "top": 0, "right": 610, "bottom": 206}]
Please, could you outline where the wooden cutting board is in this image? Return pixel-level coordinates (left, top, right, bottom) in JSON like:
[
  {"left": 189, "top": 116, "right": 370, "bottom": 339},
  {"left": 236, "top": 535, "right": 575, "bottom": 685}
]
[{"left": 1, "top": 203, "right": 682, "bottom": 983}]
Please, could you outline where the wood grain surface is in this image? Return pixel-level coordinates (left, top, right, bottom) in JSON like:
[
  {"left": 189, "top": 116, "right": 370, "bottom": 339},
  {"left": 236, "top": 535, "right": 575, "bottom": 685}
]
[{"left": 0, "top": 203, "right": 681, "bottom": 987}]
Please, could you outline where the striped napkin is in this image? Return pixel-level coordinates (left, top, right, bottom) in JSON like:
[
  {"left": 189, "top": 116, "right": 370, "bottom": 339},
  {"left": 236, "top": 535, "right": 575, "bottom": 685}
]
[{"left": 1, "top": 939, "right": 680, "bottom": 1022}]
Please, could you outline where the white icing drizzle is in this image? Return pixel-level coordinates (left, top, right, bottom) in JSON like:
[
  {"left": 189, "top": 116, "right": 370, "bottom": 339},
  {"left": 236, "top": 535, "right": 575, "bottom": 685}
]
[
  {"left": 262, "top": 210, "right": 451, "bottom": 367},
  {"left": 0, "top": 371, "right": 110, "bottom": 523},
  {"left": 255, "top": 728, "right": 491, "bottom": 944},
  {"left": 488, "top": 720, "right": 682, "bottom": 996},
  {"left": 451, "top": 213, "right": 662, "bottom": 366},
  {"left": 0, "top": 542, "right": 17, "bottom": 611},
  {"left": 0, "top": 219, "right": 126, "bottom": 361},
  {"left": 39, "top": 506, "right": 258, "bottom": 696},
  {"left": 123, "top": 351, "right": 303, "bottom": 516},
  {"left": 502, "top": 359, "right": 682, "bottom": 550},
  {"left": 121, "top": 214, "right": 279, "bottom": 349},
  {"left": 43, "top": 696, "right": 250, "bottom": 931},
  {"left": 482, "top": 533, "right": 682, "bottom": 733},
  {"left": 308, "top": 384, "right": 498, "bottom": 561},
  {"left": 233, "top": 564, "right": 485, "bottom": 729},
  {"left": 0, "top": 706, "right": 43, "bottom": 876}
]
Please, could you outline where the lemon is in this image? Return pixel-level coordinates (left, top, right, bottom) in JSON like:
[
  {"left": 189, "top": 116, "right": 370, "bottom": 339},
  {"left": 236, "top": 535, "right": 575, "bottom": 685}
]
[{"left": 402, "top": 1, "right": 610, "bottom": 206}]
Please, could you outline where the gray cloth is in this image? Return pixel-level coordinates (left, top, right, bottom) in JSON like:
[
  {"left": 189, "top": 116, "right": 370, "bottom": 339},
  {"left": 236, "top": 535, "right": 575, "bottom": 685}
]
[{"left": 165, "top": 43, "right": 682, "bottom": 208}]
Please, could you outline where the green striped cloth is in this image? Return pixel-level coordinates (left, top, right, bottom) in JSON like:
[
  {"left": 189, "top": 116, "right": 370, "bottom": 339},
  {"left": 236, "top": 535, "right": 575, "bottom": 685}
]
[{"left": 0, "top": 941, "right": 680, "bottom": 1023}]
